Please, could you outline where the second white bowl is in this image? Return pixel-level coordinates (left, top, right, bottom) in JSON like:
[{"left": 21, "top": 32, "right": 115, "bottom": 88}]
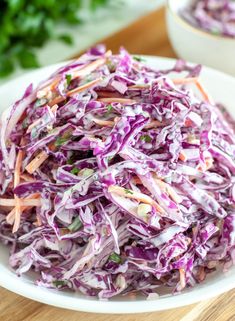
[{"left": 166, "top": 0, "right": 235, "bottom": 76}]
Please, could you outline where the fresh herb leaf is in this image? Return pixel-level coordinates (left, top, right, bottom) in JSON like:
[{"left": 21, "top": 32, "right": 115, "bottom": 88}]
[
  {"left": 55, "top": 133, "right": 71, "bottom": 147},
  {"left": 70, "top": 167, "right": 80, "bottom": 175},
  {"left": 0, "top": 55, "right": 14, "bottom": 77},
  {"left": 109, "top": 252, "right": 121, "bottom": 264},
  {"left": 133, "top": 56, "right": 146, "bottom": 62},
  {"left": 55, "top": 137, "right": 68, "bottom": 147},
  {"left": 65, "top": 74, "right": 72, "bottom": 86},
  {"left": 53, "top": 280, "right": 66, "bottom": 287},
  {"left": 34, "top": 98, "right": 47, "bottom": 108},
  {"left": 140, "top": 135, "right": 151, "bottom": 143},
  {"left": 107, "top": 104, "right": 113, "bottom": 112},
  {"left": 0, "top": 0, "right": 111, "bottom": 77},
  {"left": 22, "top": 118, "right": 28, "bottom": 129},
  {"left": 68, "top": 217, "right": 83, "bottom": 232},
  {"left": 17, "top": 48, "right": 39, "bottom": 69},
  {"left": 124, "top": 188, "right": 133, "bottom": 195},
  {"left": 58, "top": 34, "right": 73, "bottom": 45}
]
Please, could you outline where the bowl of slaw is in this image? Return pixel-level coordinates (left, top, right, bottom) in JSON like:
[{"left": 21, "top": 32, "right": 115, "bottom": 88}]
[
  {"left": 166, "top": 0, "right": 235, "bottom": 75},
  {"left": 0, "top": 48, "right": 235, "bottom": 313}
]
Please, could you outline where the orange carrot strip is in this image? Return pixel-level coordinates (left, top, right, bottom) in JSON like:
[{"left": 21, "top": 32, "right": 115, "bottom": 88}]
[
  {"left": 154, "top": 178, "right": 183, "bottom": 204},
  {"left": 92, "top": 119, "right": 114, "bottom": 126},
  {"left": 50, "top": 104, "right": 59, "bottom": 113},
  {"left": 98, "top": 98, "right": 137, "bottom": 104},
  {"left": 179, "top": 268, "right": 186, "bottom": 289},
  {"left": 6, "top": 194, "right": 41, "bottom": 225},
  {"left": 14, "top": 150, "right": 23, "bottom": 187},
  {"left": 67, "top": 78, "right": 102, "bottom": 97},
  {"left": 12, "top": 197, "right": 22, "bottom": 233},
  {"left": 172, "top": 77, "right": 198, "bottom": 85},
  {"left": 108, "top": 185, "right": 164, "bottom": 214},
  {"left": 72, "top": 50, "right": 112, "bottom": 79},
  {"left": 72, "top": 58, "right": 106, "bottom": 78},
  {"left": 25, "top": 151, "right": 48, "bottom": 174},
  {"left": 145, "top": 120, "right": 165, "bottom": 129},
  {"left": 0, "top": 198, "right": 41, "bottom": 207},
  {"left": 21, "top": 173, "right": 35, "bottom": 182},
  {"left": 97, "top": 91, "right": 122, "bottom": 98},
  {"left": 48, "top": 96, "right": 65, "bottom": 107},
  {"left": 12, "top": 150, "right": 24, "bottom": 232},
  {"left": 195, "top": 79, "right": 214, "bottom": 104},
  {"left": 179, "top": 151, "right": 187, "bottom": 162},
  {"left": 128, "top": 84, "right": 149, "bottom": 89}
]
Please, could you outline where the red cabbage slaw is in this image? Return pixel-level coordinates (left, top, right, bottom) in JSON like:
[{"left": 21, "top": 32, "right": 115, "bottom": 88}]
[
  {"left": 0, "top": 46, "right": 234, "bottom": 299},
  {"left": 180, "top": 0, "right": 235, "bottom": 38}
]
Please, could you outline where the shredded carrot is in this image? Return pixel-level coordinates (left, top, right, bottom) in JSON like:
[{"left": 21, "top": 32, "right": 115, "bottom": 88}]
[
  {"left": 198, "top": 266, "right": 206, "bottom": 282},
  {"left": 6, "top": 194, "right": 41, "bottom": 225},
  {"left": 131, "top": 177, "right": 142, "bottom": 185},
  {"left": 67, "top": 78, "right": 102, "bottom": 97},
  {"left": 14, "top": 150, "right": 23, "bottom": 187},
  {"left": 179, "top": 151, "right": 187, "bottom": 162},
  {"left": 48, "top": 96, "right": 65, "bottom": 107},
  {"left": 72, "top": 58, "right": 106, "bottom": 79},
  {"left": 36, "top": 214, "right": 42, "bottom": 227},
  {"left": 25, "top": 151, "right": 48, "bottom": 174},
  {"left": 12, "top": 197, "right": 22, "bottom": 233},
  {"left": 172, "top": 77, "right": 198, "bottom": 85},
  {"left": 0, "top": 198, "right": 41, "bottom": 207},
  {"left": 128, "top": 84, "right": 149, "bottom": 89},
  {"left": 20, "top": 173, "right": 35, "bottom": 182},
  {"left": 98, "top": 98, "right": 137, "bottom": 104},
  {"left": 184, "top": 118, "right": 194, "bottom": 127},
  {"left": 12, "top": 150, "right": 24, "bottom": 232},
  {"left": 179, "top": 268, "right": 186, "bottom": 289},
  {"left": 50, "top": 104, "right": 59, "bottom": 113},
  {"left": 145, "top": 120, "right": 165, "bottom": 129},
  {"left": 108, "top": 185, "right": 164, "bottom": 214},
  {"left": 195, "top": 79, "right": 214, "bottom": 104},
  {"left": 92, "top": 118, "right": 114, "bottom": 126},
  {"left": 26, "top": 119, "right": 41, "bottom": 133},
  {"left": 97, "top": 91, "right": 122, "bottom": 98},
  {"left": 154, "top": 177, "right": 183, "bottom": 204},
  {"left": 197, "top": 157, "right": 213, "bottom": 172}
]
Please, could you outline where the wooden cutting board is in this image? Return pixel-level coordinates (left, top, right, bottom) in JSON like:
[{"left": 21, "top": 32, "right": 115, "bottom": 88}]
[{"left": 0, "top": 7, "right": 234, "bottom": 321}]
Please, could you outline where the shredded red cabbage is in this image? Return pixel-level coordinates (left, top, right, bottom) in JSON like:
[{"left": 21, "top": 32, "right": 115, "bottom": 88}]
[
  {"left": 0, "top": 46, "right": 234, "bottom": 299},
  {"left": 180, "top": 0, "right": 235, "bottom": 38}
]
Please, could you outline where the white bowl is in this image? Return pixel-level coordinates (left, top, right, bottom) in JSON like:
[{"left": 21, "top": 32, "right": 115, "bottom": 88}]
[
  {"left": 166, "top": 0, "right": 235, "bottom": 75},
  {"left": 0, "top": 57, "right": 235, "bottom": 313}
]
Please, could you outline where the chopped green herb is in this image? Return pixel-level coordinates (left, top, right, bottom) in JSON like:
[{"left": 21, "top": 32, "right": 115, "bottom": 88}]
[
  {"left": 53, "top": 280, "right": 66, "bottom": 287},
  {"left": 58, "top": 34, "right": 73, "bottom": 45},
  {"left": 65, "top": 74, "right": 72, "bottom": 86},
  {"left": 70, "top": 167, "right": 80, "bottom": 175},
  {"left": 133, "top": 56, "right": 146, "bottom": 62},
  {"left": 140, "top": 135, "right": 151, "bottom": 143},
  {"left": 34, "top": 98, "right": 47, "bottom": 108},
  {"left": 55, "top": 133, "right": 72, "bottom": 147},
  {"left": 55, "top": 137, "right": 68, "bottom": 147},
  {"left": 68, "top": 217, "right": 83, "bottom": 232},
  {"left": 124, "top": 188, "right": 134, "bottom": 195},
  {"left": 22, "top": 119, "right": 28, "bottom": 129},
  {"left": 109, "top": 252, "right": 121, "bottom": 264},
  {"left": 0, "top": 0, "right": 111, "bottom": 78},
  {"left": 107, "top": 104, "right": 113, "bottom": 112}
]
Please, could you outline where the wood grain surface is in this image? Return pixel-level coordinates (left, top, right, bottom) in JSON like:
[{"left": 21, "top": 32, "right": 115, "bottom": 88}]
[{"left": 0, "top": 6, "right": 234, "bottom": 321}]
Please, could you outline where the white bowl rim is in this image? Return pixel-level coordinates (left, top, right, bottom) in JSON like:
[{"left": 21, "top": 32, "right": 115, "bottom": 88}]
[
  {"left": 0, "top": 56, "right": 235, "bottom": 314},
  {"left": 167, "top": 0, "right": 235, "bottom": 42}
]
